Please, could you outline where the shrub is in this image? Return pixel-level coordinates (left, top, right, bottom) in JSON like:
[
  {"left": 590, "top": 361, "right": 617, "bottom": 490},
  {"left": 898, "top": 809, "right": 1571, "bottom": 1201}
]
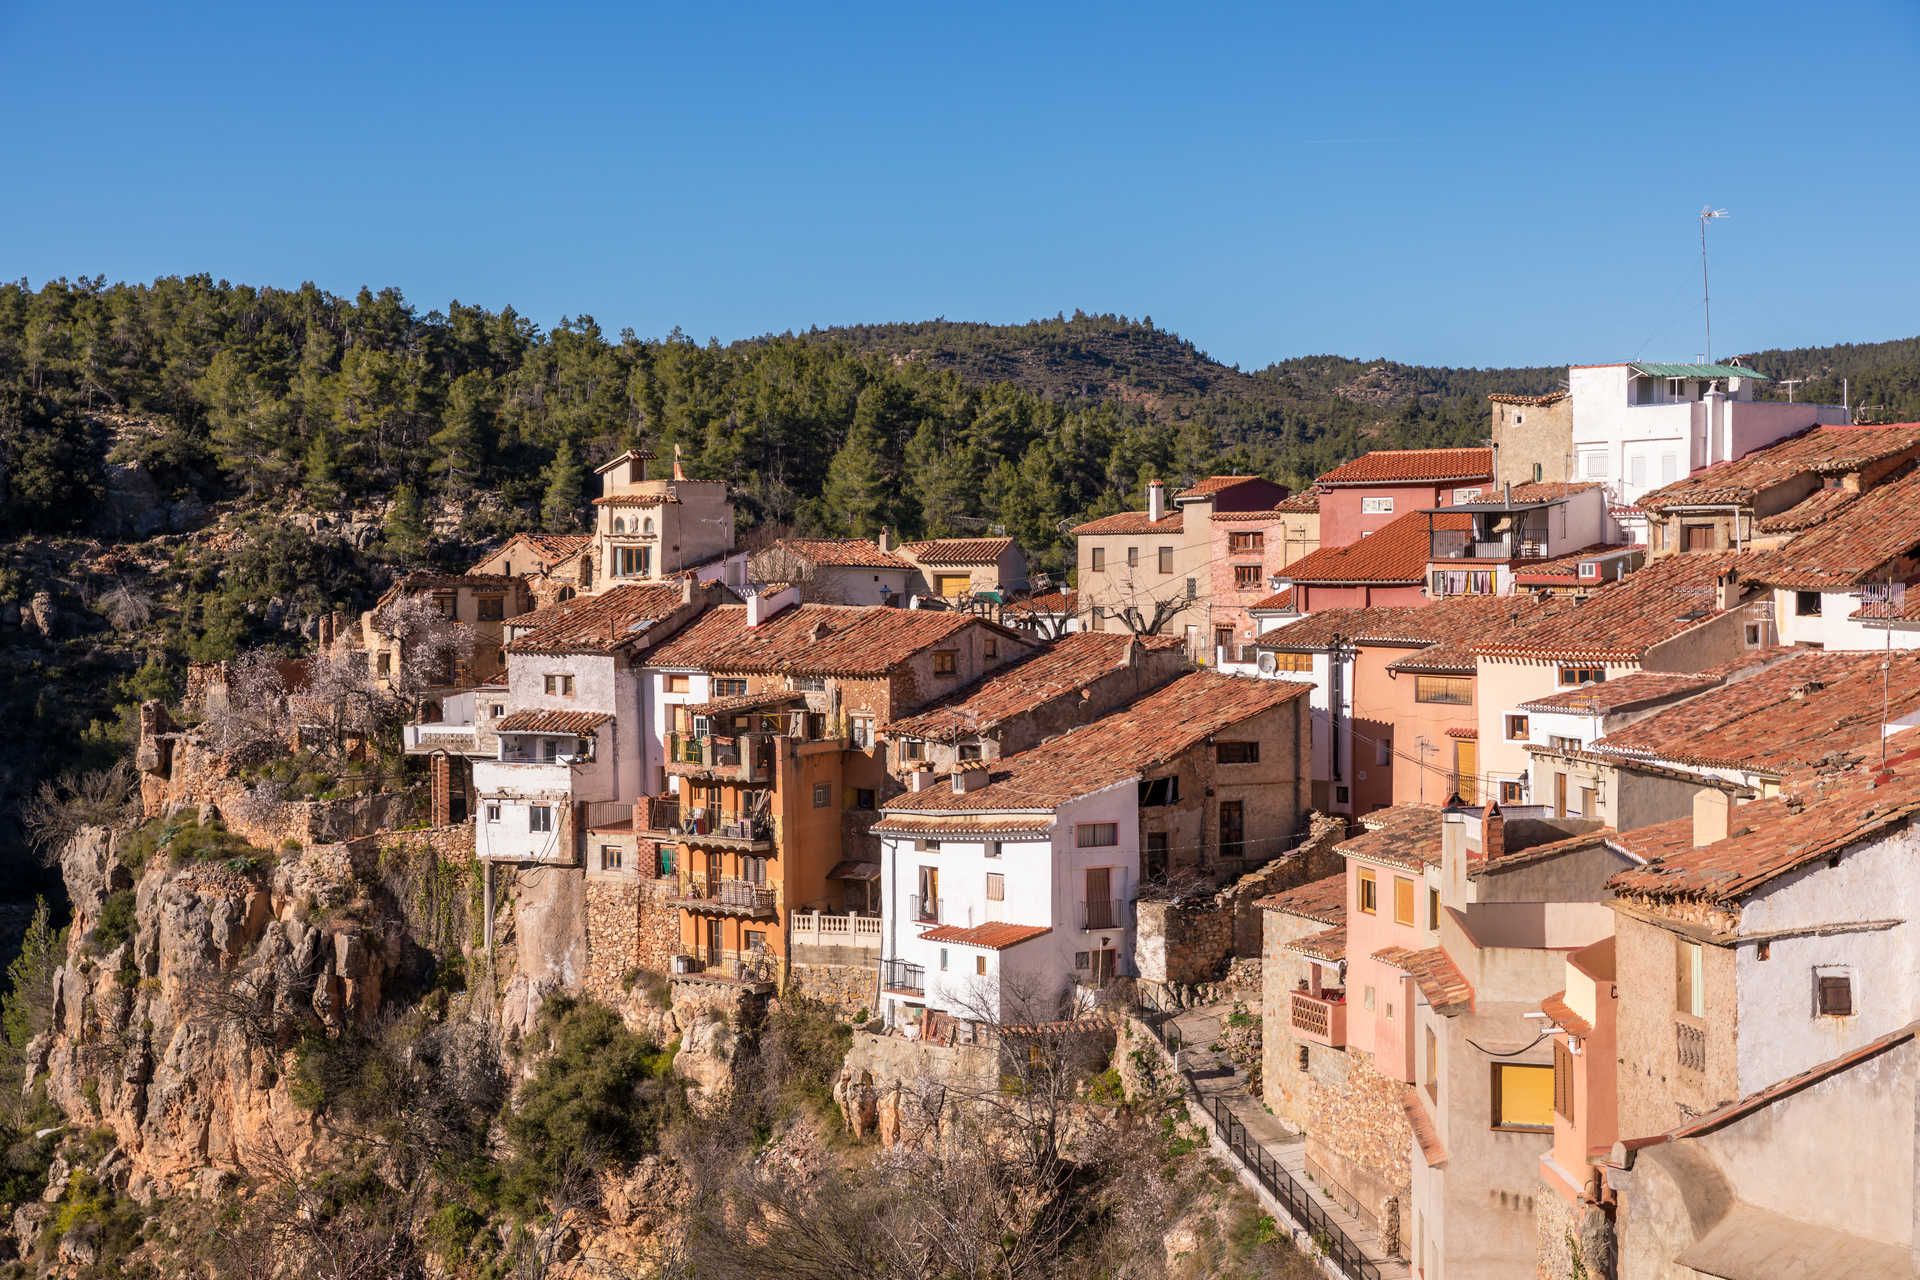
[
  {"left": 87, "top": 891, "right": 136, "bottom": 957},
  {"left": 1084, "top": 1066, "right": 1125, "bottom": 1106}
]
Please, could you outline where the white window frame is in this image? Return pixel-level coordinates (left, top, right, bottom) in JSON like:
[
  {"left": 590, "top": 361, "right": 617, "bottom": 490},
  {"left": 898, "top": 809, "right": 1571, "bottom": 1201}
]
[{"left": 1361, "top": 496, "right": 1395, "bottom": 515}]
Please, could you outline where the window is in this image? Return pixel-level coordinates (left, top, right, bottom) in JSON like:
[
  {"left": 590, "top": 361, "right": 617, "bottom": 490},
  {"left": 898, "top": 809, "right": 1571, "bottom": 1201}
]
[
  {"left": 976, "top": 955, "right": 987, "bottom": 976},
  {"left": 665, "top": 674, "right": 690, "bottom": 694},
  {"left": 1557, "top": 665, "right": 1605, "bottom": 687},
  {"left": 1230, "top": 531, "right": 1264, "bottom": 554},
  {"left": 1425, "top": 1025, "right": 1439, "bottom": 1099},
  {"left": 1414, "top": 676, "right": 1472, "bottom": 705},
  {"left": 713, "top": 677, "right": 748, "bottom": 697},
  {"left": 1144, "top": 831, "right": 1168, "bottom": 881},
  {"left": 485, "top": 803, "right": 501, "bottom": 823},
  {"left": 541, "top": 737, "right": 561, "bottom": 763},
  {"left": 1146, "top": 546, "right": 1167, "bottom": 575},
  {"left": 1532, "top": 462, "right": 1543, "bottom": 483},
  {"left": 742, "top": 856, "right": 767, "bottom": 885},
  {"left": 849, "top": 715, "right": 874, "bottom": 748},
  {"left": 793, "top": 675, "right": 827, "bottom": 692},
  {"left": 491, "top": 703, "right": 505, "bottom": 719},
  {"left": 1126, "top": 546, "right": 1139, "bottom": 568},
  {"left": 1076, "top": 823, "right": 1118, "bottom": 849},
  {"left": 1214, "top": 625, "right": 1235, "bottom": 653},
  {"left": 1089, "top": 606, "right": 1105, "bottom": 631},
  {"left": 983, "top": 638, "right": 997, "bottom": 659},
  {"left": 1681, "top": 524, "right": 1717, "bottom": 552},
  {"left": 1266, "top": 651, "right": 1312, "bottom": 671},
  {"left": 613, "top": 546, "right": 651, "bottom": 577},
  {"left": 376, "top": 652, "right": 392, "bottom": 677},
  {"left": 957, "top": 742, "right": 983, "bottom": 761},
  {"left": 1553, "top": 1040, "right": 1574, "bottom": 1122},
  {"left": 432, "top": 592, "right": 457, "bottom": 620},
  {"left": 1505, "top": 714, "right": 1529, "bottom": 740},
  {"left": 1358, "top": 868, "right": 1378, "bottom": 914},
  {"left": 901, "top": 738, "right": 923, "bottom": 761},
  {"left": 1795, "top": 591, "right": 1822, "bottom": 617},
  {"left": 1499, "top": 780, "right": 1525, "bottom": 805},
  {"left": 1580, "top": 786, "right": 1597, "bottom": 815},
  {"left": 476, "top": 595, "right": 504, "bottom": 621},
  {"left": 938, "top": 948, "right": 949, "bottom": 972},
  {"left": 1817, "top": 972, "right": 1853, "bottom": 1017},
  {"left": 1334, "top": 784, "right": 1350, "bottom": 805},
  {"left": 1363, "top": 985, "right": 1376, "bottom": 1011},
  {"left": 744, "top": 929, "right": 766, "bottom": 953},
  {"left": 1491, "top": 1063, "right": 1555, "bottom": 1131},
  {"left": 1139, "top": 776, "right": 1180, "bottom": 806},
  {"left": 1298, "top": 1045, "right": 1310, "bottom": 1072},
  {"left": 599, "top": 844, "right": 623, "bottom": 872},
  {"left": 655, "top": 845, "right": 675, "bottom": 877},
  {"left": 932, "top": 650, "right": 958, "bottom": 677},
  {"left": 1090, "top": 547, "right": 1106, "bottom": 572},
  {"left": 1393, "top": 876, "right": 1415, "bottom": 926},
  {"left": 1453, "top": 487, "right": 1484, "bottom": 504},
  {"left": 529, "top": 805, "right": 553, "bottom": 834},
  {"left": 1215, "top": 741, "right": 1260, "bottom": 765},
  {"left": 1186, "top": 577, "right": 1198, "bottom": 597},
  {"left": 1233, "top": 564, "right": 1262, "bottom": 589},
  {"left": 1676, "top": 937, "right": 1706, "bottom": 1018},
  {"left": 1578, "top": 560, "right": 1600, "bottom": 580},
  {"left": 1428, "top": 886, "right": 1440, "bottom": 930},
  {"left": 1074, "top": 951, "right": 1090, "bottom": 970},
  {"left": 812, "top": 782, "right": 831, "bottom": 808},
  {"left": 913, "top": 838, "right": 941, "bottom": 852},
  {"left": 1219, "top": 800, "right": 1245, "bottom": 855},
  {"left": 986, "top": 873, "right": 1005, "bottom": 901},
  {"left": 1361, "top": 496, "right": 1395, "bottom": 514},
  {"left": 984, "top": 841, "right": 1001, "bottom": 860},
  {"left": 544, "top": 673, "right": 575, "bottom": 697},
  {"left": 1375, "top": 738, "right": 1389, "bottom": 766},
  {"left": 855, "top": 788, "right": 876, "bottom": 811}
]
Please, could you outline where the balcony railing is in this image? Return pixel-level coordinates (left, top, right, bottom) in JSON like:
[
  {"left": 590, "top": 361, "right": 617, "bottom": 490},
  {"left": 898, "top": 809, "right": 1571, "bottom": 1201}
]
[
  {"left": 672, "top": 948, "right": 776, "bottom": 984},
  {"left": 1081, "top": 899, "right": 1128, "bottom": 931},
  {"left": 1290, "top": 989, "right": 1347, "bottom": 1048},
  {"left": 638, "top": 796, "right": 680, "bottom": 833},
  {"left": 1676, "top": 1020, "right": 1707, "bottom": 1073},
  {"left": 881, "top": 958, "right": 926, "bottom": 996},
  {"left": 664, "top": 731, "right": 772, "bottom": 782},
  {"left": 910, "top": 895, "right": 942, "bottom": 925},
  {"left": 1430, "top": 534, "right": 1548, "bottom": 562},
  {"left": 789, "top": 911, "right": 883, "bottom": 948},
  {"left": 403, "top": 721, "right": 481, "bottom": 754},
  {"left": 676, "top": 814, "right": 773, "bottom": 847},
  {"left": 673, "top": 876, "right": 777, "bottom": 918}
]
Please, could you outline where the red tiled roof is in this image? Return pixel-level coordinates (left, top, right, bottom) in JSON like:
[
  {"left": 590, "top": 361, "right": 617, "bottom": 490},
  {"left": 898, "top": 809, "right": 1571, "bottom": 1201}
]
[
  {"left": 1275, "top": 489, "right": 1323, "bottom": 513},
  {"left": 643, "top": 603, "right": 1018, "bottom": 678},
  {"left": 1508, "top": 481, "right": 1603, "bottom": 501},
  {"left": 1373, "top": 945, "right": 1474, "bottom": 1014},
  {"left": 1405, "top": 1088, "right": 1448, "bottom": 1167},
  {"left": 1175, "top": 475, "right": 1262, "bottom": 500},
  {"left": 1589, "top": 649, "right": 1920, "bottom": 775},
  {"left": 1488, "top": 391, "right": 1569, "bottom": 407},
  {"left": 1509, "top": 543, "right": 1642, "bottom": 587},
  {"left": 1516, "top": 671, "right": 1724, "bottom": 716},
  {"left": 1607, "top": 750, "right": 1920, "bottom": 905},
  {"left": 885, "top": 632, "right": 1182, "bottom": 739},
  {"left": 1255, "top": 871, "right": 1347, "bottom": 924},
  {"left": 495, "top": 708, "right": 613, "bottom": 734},
  {"left": 1753, "top": 485, "right": 1860, "bottom": 534},
  {"left": 1279, "top": 509, "right": 1473, "bottom": 585},
  {"left": 1004, "top": 589, "right": 1076, "bottom": 615},
  {"left": 1475, "top": 553, "right": 1744, "bottom": 662},
  {"left": 594, "top": 447, "right": 656, "bottom": 472},
  {"left": 591, "top": 493, "right": 679, "bottom": 506},
  {"left": 1285, "top": 925, "right": 1346, "bottom": 963},
  {"left": 901, "top": 537, "right": 1014, "bottom": 566},
  {"left": 917, "top": 922, "right": 1051, "bottom": 950},
  {"left": 1249, "top": 588, "right": 1296, "bottom": 612},
  {"left": 1743, "top": 471, "right": 1920, "bottom": 589},
  {"left": 882, "top": 671, "right": 1310, "bottom": 813},
  {"left": 760, "top": 537, "right": 910, "bottom": 570},
  {"left": 1539, "top": 990, "right": 1593, "bottom": 1039},
  {"left": 1337, "top": 805, "right": 1441, "bottom": 870},
  {"left": 505, "top": 583, "right": 694, "bottom": 654},
  {"left": 1070, "top": 510, "right": 1183, "bottom": 535},
  {"left": 1638, "top": 424, "right": 1920, "bottom": 511},
  {"left": 1251, "top": 595, "right": 1567, "bottom": 672},
  {"left": 1316, "top": 448, "right": 1493, "bottom": 487},
  {"left": 1445, "top": 726, "right": 1477, "bottom": 739},
  {"left": 474, "top": 532, "right": 591, "bottom": 573},
  {"left": 868, "top": 813, "right": 1057, "bottom": 836}
]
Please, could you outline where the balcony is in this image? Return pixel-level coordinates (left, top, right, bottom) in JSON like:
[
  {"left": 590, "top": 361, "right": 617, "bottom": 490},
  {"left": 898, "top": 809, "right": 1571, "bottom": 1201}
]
[
  {"left": 664, "top": 731, "right": 773, "bottom": 783},
  {"left": 1676, "top": 1020, "right": 1707, "bottom": 1073},
  {"left": 675, "top": 813, "right": 774, "bottom": 851},
  {"left": 1081, "top": 899, "right": 1129, "bottom": 931},
  {"left": 671, "top": 876, "right": 777, "bottom": 919},
  {"left": 1429, "top": 531, "right": 1548, "bottom": 563},
  {"left": 909, "top": 894, "right": 942, "bottom": 925},
  {"left": 636, "top": 796, "right": 681, "bottom": 834},
  {"left": 1290, "top": 989, "right": 1347, "bottom": 1048},
  {"left": 403, "top": 721, "right": 482, "bottom": 755},
  {"left": 789, "top": 911, "right": 883, "bottom": 949},
  {"left": 881, "top": 958, "right": 926, "bottom": 996},
  {"left": 671, "top": 948, "right": 776, "bottom": 986}
]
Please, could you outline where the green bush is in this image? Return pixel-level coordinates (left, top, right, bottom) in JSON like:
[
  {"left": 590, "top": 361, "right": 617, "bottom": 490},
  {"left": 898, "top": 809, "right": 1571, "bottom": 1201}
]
[
  {"left": 1084, "top": 1066, "right": 1125, "bottom": 1106},
  {"left": 87, "top": 892, "right": 136, "bottom": 957},
  {"left": 119, "top": 814, "right": 270, "bottom": 875}
]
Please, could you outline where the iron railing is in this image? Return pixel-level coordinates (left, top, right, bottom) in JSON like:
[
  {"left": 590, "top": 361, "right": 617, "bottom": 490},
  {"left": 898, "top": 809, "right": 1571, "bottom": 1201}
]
[
  {"left": 881, "top": 958, "right": 925, "bottom": 995},
  {"left": 1081, "top": 898, "right": 1127, "bottom": 931},
  {"left": 1204, "top": 1095, "right": 1383, "bottom": 1280},
  {"left": 910, "top": 894, "right": 941, "bottom": 925},
  {"left": 674, "top": 876, "right": 776, "bottom": 917}
]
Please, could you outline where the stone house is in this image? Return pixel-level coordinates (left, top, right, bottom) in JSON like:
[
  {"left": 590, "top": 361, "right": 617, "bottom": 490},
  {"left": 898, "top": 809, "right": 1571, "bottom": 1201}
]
[
  {"left": 1312, "top": 448, "right": 1493, "bottom": 549},
  {"left": 880, "top": 631, "right": 1186, "bottom": 779},
  {"left": 873, "top": 671, "right": 1311, "bottom": 1032},
  {"left": 1259, "top": 870, "right": 1348, "bottom": 1134},
  {"left": 747, "top": 536, "right": 915, "bottom": 605},
  {"left": 1489, "top": 390, "right": 1573, "bottom": 488},
  {"left": 357, "top": 571, "right": 534, "bottom": 692},
  {"left": 896, "top": 536, "right": 1028, "bottom": 601},
  {"left": 1206, "top": 489, "right": 1321, "bottom": 661},
  {"left": 1743, "top": 467, "right": 1920, "bottom": 651},
  {"left": 469, "top": 531, "right": 594, "bottom": 607}
]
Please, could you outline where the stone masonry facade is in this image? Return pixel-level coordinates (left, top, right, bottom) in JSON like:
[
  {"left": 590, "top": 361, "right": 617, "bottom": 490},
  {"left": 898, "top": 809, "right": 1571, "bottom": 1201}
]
[
  {"left": 581, "top": 877, "right": 682, "bottom": 1007},
  {"left": 1306, "top": 1049, "right": 1415, "bottom": 1254}
]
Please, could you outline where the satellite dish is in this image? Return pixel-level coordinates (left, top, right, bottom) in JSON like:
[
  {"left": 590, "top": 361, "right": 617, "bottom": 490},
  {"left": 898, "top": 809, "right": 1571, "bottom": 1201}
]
[{"left": 1256, "top": 651, "right": 1278, "bottom": 675}]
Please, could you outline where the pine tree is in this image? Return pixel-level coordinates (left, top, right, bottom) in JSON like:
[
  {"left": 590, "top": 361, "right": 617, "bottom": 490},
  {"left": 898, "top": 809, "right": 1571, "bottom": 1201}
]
[
  {"left": 384, "top": 482, "right": 429, "bottom": 560},
  {"left": 540, "top": 439, "right": 587, "bottom": 532},
  {"left": 821, "top": 409, "right": 893, "bottom": 538},
  {"left": 430, "top": 370, "right": 494, "bottom": 496},
  {"left": 302, "top": 429, "right": 344, "bottom": 510}
]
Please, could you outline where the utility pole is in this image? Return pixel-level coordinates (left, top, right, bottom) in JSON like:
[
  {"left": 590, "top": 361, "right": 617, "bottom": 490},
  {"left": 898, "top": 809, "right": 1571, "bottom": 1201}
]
[{"left": 1699, "top": 206, "right": 1729, "bottom": 364}]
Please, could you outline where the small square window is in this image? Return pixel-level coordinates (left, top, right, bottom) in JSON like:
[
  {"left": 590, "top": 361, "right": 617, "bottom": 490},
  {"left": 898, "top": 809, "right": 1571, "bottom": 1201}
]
[
  {"left": 476, "top": 595, "right": 505, "bottom": 621},
  {"left": 1357, "top": 869, "right": 1378, "bottom": 914},
  {"left": 529, "top": 805, "right": 553, "bottom": 833},
  {"left": 984, "top": 638, "right": 997, "bottom": 659},
  {"left": 855, "top": 788, "right": 876, "bottom": 811},
  {"left": 1817, "top": 973, "right": 1853, "bottom": 1017},
  {"left": 666, "top": 674, "right": 690, "bottom": 694},
  {"left": 1073, "top": 951, "right": 1090, "bottom": 970},
  {"left": 1795, "top": 591, "right": 1823, "bottom": 617},
  {"left": 984, "top": 839, "right": 1002, "bottom": 860},
  {"left": 932, "top": 650, "right": 958, "bottom": 677},
  {"left": 1506, "top": 714, "right": 1529, "bottom": 740},
  {"left": 812, "top": 782, "right": 831, "bottom": 808},
  {"left": 599, "top": 844, "right": 623, "bottom": 872},
  {"left": 1499, "top": 780, "right": 1525, "bottom": 805},
  {"left": 544, "top": 673, "right": 575, "bottom": 697},
  {"left": 485, "top": 803, "right": 501, "bottom": 823}
]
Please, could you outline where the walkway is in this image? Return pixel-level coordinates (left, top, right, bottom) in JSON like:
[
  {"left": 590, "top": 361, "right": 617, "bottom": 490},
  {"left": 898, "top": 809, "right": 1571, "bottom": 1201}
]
[{"left": 1163, "top": 1003, "right": 1411, "bottom": 1280}]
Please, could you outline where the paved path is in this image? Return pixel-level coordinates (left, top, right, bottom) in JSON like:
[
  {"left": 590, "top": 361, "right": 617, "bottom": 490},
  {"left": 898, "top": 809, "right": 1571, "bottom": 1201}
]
[{"left": 1167, "top": 1004, "right": 1411, "bottom": 1280}]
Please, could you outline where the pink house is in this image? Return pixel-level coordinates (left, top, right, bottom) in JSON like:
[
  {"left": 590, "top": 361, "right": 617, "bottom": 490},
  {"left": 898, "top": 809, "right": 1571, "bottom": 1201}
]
[
  {"left": 1275, "top": 509, "right": 1473, "bottom": 614},
  {"left": 1315, "top": 448, "right": 1494, "bottom": 549},
  {"left": 1205, "top": 487, "right": 1319, "bottom": 658}
]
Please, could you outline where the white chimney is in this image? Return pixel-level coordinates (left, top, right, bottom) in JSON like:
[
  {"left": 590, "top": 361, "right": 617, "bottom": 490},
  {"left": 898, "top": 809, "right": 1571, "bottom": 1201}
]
[
  {"left": 878, "top": 529, "right": 892, "bottom": 553},
  {"left": 952, "top": 766, "right": 990, "bottom": 794},
  {"left": 1147, "top": 480, "right": 1167, "bottom": 523},
  {"left": 1692, "top": 789, "right": 1731, "bottom": 848},
  {"left": 747, "top": 582, "right": 800, "bottom": 626}
]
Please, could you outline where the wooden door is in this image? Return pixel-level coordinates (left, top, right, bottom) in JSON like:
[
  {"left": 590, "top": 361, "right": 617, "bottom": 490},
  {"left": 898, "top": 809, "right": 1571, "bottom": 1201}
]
[
  {"left": 1453, "top": 740, "right": 1478, "bottom": 804},
  {"left": 1219, "top": 800, "right": 1245, "bottom": 856},
  {"left": 1554, "top": 771, "right": 1568, "bottom": 818},
  {"left": 703, "top": 918, "right": 722, "bottom": 966},
  {"left": 1085, "top": 867, "right": 1112, "bottom": 929}
]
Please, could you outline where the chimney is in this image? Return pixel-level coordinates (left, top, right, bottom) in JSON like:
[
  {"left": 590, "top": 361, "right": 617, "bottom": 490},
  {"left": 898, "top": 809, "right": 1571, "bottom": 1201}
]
[
  {"left": 1441, "top": 807, "right": 1470, "bottom": 895},
  {"left": 1692, "top": 789, "right": 1731, "bottom": 848},
  {"left": 907, "top": 768, "right": 936, "bottom": 792},
  {"left": 1147, "top": 480, "right": 1167, "bottom": 523},
  {"left": 1715, "top": 567, "right": 1741, "bottom": 612},
  {"left": 1481, "top": 802, "right": 1505, "bottom": 864},
  {"left": 878, "top": 529, "right": 892, "bottom": 553},
  {"left": 746, "top": 582, "right": 799, "bottom": 627},
  {"left": 952, "top": 766, "right": 990, "bottom": 794}
]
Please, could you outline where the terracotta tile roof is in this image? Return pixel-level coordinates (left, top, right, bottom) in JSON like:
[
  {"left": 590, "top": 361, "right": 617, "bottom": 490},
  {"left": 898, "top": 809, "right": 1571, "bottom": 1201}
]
[
  {"left": 1070, "top": 510, "right": 1183, "bottom": 535},
  {"left": 882, "top": 671, "right": 1310, "bottom": 813},
  {"left": 916, "top": 922, "right": 1051, "bottom": 950},
  {"left": 1753, "top": 485, "right": 1860, "bottom": 534},
  {"left": 1590, "top": 649, "right": 1920, "bottom": 775},
  {"left": 1316, "top": 448, "right": 1493, "bottom": 487},
  {"left": 885, "top": 632, "right": 1182, "bottom": 739},
  {"left": 1539, "top": 990, "right": 1593, "bottom": 1039},
  {"left": 1516, "top": 671, "right": 1724, "bottom": 715},
  {"left": 643, "top": 603, "right": 1015, "bottom": 678},
  {"left": 1659, "top": 1020, "right": 1918, "bottom": 1142},
  {"left": 1249, "top": 588, "right": 1296, "bottom": 612},
  {"left": 1373, "top": 945, "right": 1473, "bottom": 1014},
  {"left": 1211, "top": 507, "right": 1309, "bottom": 523},
  {"left": 495, "top": 708, "right": 613, "bottom": 734},
  {"left": 868, "top": 813, "right": 1057, "bottom": 836},
  {"left": 1285, "top": 925, "right": 1346, "bottom": 963},
  {"left": 1255, "top": 871, "right": 1347, "bottom": 923},
  {"left": 763, "top": 537, "right": 910, "bottom": 570},
  {"left": 1444, "top": 726, "right": 1477, "bottom": 739},
  {"left": 591, "top": 493, "right": 679, "bottom": 506},
  {"left": 505, "top": 583, "right": 694, "bottom": 654},
  {"left": 1638, "top": 424, "right": 1920, "bottom": 511},
  {"left": 1275, "top": 489, "right": 1323, "bottom": 513},
  {"left": 900, "top": 537, "right": 1014, "bottom": 565},
  {"left": 1004, "top": 589, "right": 1076, "bottom": 615},
  {"left": 1280, "top": 509, "right": 1473, "bottom": 585},
  {"left": 684, "top": 691, "right": 803, "bottom": 717},
  {"left": 1607, "top": 749, "right": 1920, "bottom": 905},
  {"left": 376, "top": 572, "right": 521, "bottom": 611},
  {"left": 1404, "top": 1088, "right": 1447, "bottom": 1167},
  {"left": 1338, "top": 805, "right": 1442, "bottom": 871},
  {"left": 1488, "top": 391, "right": 1569, "bottom": 406},
  {"left": 1743, "top": 470, "right": 1920, "bottom": 589},
  {"left": 474, "top": 532, "right": 591, "bottom": 572},
  {"left": 1509, "top": 543, "right": 1642, "bottom": 587},
  {"left": 1508, "top": 481, "right": 1603, "bottom": 501},
  {"left": 1175, "top": 475, "right": 1262, "bottom": 500},
  {"left": 1474, "top": 552, "right": 1744, "bottom": 662},
  {"left": 594, "top": 447, "right": 655, "bottom": 472},
  {"left": 1251, "top": 595, "right": 1567, "bottom": 672}
]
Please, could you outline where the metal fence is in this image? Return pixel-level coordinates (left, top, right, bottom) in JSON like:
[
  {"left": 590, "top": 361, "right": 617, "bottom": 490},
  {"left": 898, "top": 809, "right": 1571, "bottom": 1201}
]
[{"left": 1203, "top": 1094, "right": 1382, "bottom": 1280}]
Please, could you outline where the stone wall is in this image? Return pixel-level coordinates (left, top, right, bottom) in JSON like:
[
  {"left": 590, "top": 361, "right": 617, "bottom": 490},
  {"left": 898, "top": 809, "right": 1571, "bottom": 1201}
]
[
  {"left": 831, "top": 1028, "right": 1001, "bottom": 1146},
  {"left": 1534, "top": 1186, "right": 1615, "bottom": 1280},
  {"left": 1305, "top": 1050, "right": 1414, "bottom": 1254},
  {"left": 789, "top": 960, "right": 877, "bottom": 1018},
  {"left": 581, "top": 877, "right": 682, "bottom": 1007}
]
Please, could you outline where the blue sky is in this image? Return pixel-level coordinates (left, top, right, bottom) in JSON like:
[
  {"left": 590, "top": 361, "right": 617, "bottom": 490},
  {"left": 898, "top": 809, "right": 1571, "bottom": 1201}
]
[{"left": 2, "top": 1, "right": 1916, "bottom": 369}]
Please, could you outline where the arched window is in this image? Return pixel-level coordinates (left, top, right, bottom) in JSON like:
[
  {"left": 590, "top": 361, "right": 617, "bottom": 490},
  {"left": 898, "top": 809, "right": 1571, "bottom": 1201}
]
[
  {"left": 641, "top": 516, "right": 654, "bottom": 535},
  {"left": 612, "top": 516, "right": 626, "bottom": 534},
  {"left": 559, "top": 587, "right": 576, "bottom": 602}
]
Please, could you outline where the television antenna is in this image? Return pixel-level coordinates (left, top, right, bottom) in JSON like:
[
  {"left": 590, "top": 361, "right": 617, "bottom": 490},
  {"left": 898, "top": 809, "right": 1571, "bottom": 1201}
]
[{"left": 1699, "top": 207, "right": 1730, "bottom": 364}]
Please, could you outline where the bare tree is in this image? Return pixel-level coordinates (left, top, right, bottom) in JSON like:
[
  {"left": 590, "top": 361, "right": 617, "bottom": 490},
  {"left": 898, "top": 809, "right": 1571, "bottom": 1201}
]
[
  {"left": 1106, "top": 567, "right": 1197, "bottom": 637},
  {"left": 23, "top": 761, "right": 137, "bottom": 862},
  {"left": 746, "top": 543, "right": 864, "bottom": 604},
  {"left": 202, "top": 650, "right": 295, "bottom": 763}
]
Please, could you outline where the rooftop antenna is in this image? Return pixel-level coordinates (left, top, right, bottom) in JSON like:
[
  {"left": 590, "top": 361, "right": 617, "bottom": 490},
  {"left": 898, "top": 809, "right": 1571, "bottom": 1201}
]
[
  {"left": 1699, "top": 206, "right": 1729, "bottom": 364},
  {"left": 1777, "top": 377, "right": 1804, "bottom": 403}
]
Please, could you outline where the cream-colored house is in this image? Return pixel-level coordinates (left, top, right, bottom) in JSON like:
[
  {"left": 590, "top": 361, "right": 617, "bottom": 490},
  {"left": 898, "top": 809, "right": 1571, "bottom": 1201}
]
[
  {"left": 897, "top": 536, "right": 1028, "bottom": 601},
  {"left": 590, "top": 448, "right": 739, "bottom": 588}
]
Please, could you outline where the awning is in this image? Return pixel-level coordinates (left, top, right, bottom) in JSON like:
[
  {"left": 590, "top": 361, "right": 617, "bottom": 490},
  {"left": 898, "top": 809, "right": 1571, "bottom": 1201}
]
[{"left": 826, "top": 860, "right": 881, "bottom": 881}]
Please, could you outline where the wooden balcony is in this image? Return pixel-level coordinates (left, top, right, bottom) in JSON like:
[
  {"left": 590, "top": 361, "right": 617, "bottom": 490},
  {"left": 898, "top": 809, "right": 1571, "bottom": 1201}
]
[
  {"left": 675, "top": 814, "right": 774, "bottom": 851},
  {"left": 664, "top": 731, "right": 772, "bottom": 783},
  {"left": 1290, "top": 989, "right": 1347, "bottom": 1048},
  {"left": 670, "top": 876, "right": 777, "bottom": 919}
]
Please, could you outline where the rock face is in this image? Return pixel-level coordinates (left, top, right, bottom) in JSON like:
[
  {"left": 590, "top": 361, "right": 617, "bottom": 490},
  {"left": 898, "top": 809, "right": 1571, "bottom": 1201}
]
[{"left": 39, "top": 827, "right": 422, "bottom": 1198}]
